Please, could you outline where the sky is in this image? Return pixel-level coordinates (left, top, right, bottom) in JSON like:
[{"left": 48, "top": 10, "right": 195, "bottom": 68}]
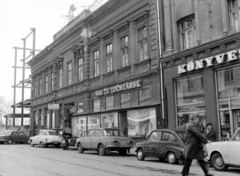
[{"left": 0, "top": 0, "right": 95, "bottom": 105}]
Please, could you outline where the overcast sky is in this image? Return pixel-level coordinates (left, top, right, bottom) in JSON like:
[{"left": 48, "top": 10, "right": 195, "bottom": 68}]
[{"left": 0, "top": 0, "right": 95, "bottom": 104}]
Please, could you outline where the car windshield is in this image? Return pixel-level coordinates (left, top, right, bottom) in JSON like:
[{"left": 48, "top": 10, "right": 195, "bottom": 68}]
[
  {"left": 3, "top": 131, "right": 13, "bottom": 136},
  {"left": 103, "top": 129, "right": 124, "bottom": 137},
  {"left": 176, "top": 131, "right": 186, "bottom": 143}
]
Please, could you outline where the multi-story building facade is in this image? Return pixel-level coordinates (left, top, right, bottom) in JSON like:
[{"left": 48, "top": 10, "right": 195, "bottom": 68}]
[
  {"left": 28, "top": 0, "right": 162, "bottom": 141},
  {"left": 160, "top": 0, "right": 240, "bottom": 140}
]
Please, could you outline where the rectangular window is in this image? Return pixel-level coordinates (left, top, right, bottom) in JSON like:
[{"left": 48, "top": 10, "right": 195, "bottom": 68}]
[
  {"left": 34, "top": 81, "right": 37, "bottom": 98},
  {"left": 176, "top": 74, "right": 206, "bottom": 131},
  {"left": 120, "top": 92, "right": 131, "bottom": 108},
  {"left": 77, "top": 102, "right": 84, "bottom": 114},
  {"left": 79, "top": 58, "right": 83, "bottom": 82},
  {"left": 59, "top": 68, "right": 62, "bottom": 88},
  {"left": 39, "top": 78, "right": 42, "bottom": 96},
  {"left": 179, "top": 17, "right": 196, "bottom": 50},
  {"left": 228, "top": 0, "right": 240, "bottom": 33},
  {"left": 93, "top": 99, "right": 100, "bottom": 112},
  {"left": 106, "top": 96, "right": 114, "bottom": 110},
  {"left": 45, "top": 75, "right": 48, "bottom": 94},
  {"left": 121, "top": 36, "right": 129, "bottom": 67},
  {"left": 51, "top": 72, "right": 54, "bottom": 91},
  {"left": 138, "top": 27, "right": 148, "bottom": 61},
  {"left": 106, "top": 43, "right": 113, "bottom": 72},
  {"left": 139, "top": 88, "right": 151, "bottom": 105},
  {"left": 68, "top": 62, "right": 72, "bottom": 85},
  {"left": 94, "top": 50, "right": 100, "bottom": 77},
  {"left": 224, "top": 69, "right": 234, "bottom": 83}
]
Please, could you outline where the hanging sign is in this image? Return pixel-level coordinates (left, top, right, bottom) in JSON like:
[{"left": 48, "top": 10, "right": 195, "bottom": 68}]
[{"left": 178, "top": 49, "right": 240, "bottom": 74}]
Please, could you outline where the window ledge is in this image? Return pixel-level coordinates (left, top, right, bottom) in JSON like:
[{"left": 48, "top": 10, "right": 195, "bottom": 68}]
[
  {"left": 89, "top": 75, "right": 101, "bottom": 82},
  {"left": 102, "top": 71, "right": 115, "bottom": 78},
  {"left": 133, "top": 58, "right": 151, "bottom": 67},
  {"left": 116, "top": 65, "right": 131, "bottom": 73}
]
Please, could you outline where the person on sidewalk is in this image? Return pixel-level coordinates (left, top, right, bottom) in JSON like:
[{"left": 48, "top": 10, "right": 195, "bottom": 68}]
[
  {"left": 205, "top": 122, "right": 218, "bottom": 142},
  {"left": 182, "top": 113, "right": 213, "bottom": 176}
]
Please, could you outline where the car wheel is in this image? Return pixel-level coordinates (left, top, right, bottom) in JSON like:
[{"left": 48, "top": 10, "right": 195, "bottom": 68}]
[
  {"left": 55, "top": 144, "right": 61, "bottom": 148},
  {"left": 119, "top": 149, "right": 127, "bottom": 156},
  {"left": 77, "top": 143, "right": 84, "bottom": 153},
  {"left": 8, "top": 140, "right": 13, "bottom": 144},
  {"left": 211, "top": 153, "right": 229, "bottom": 171},
  {"left": 30, "top": 140, "right": 34, "bottom": 147},
  {"left": 136, "top": 148, "right": 145, "bottom": 161},
  {"left": 167, "top": 152, "right": 177, "bottom": 164},
  {"left": 98, "top": 144, "right": 106, "bottom": 156}
]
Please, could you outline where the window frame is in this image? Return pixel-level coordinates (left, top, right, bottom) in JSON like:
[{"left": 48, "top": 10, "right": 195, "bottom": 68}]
[
  {"left": 67, "top": 62, "right": 72, "bottom": 85},
  {"left": 120, "top": 35, "right": 129, "bottom": 67},
  {"left": 93, "top": 50, "right": 100, "bottom": 77},
  {"left": 39, "top": 78, "right": 42, "bottom": 96},
  {"left": 51, "top": 72, "right": 54, "bottom": 92},
  {"left": 45, "top": 75, "right": 48, "bottom": 94},
  {"left": 93, "top": 98, "right": 100, "bottom": 112},
  {"left": 228, "top": 0, "right": 240, "bottom": 33},
  {"left": 59, "top": 67, "right": 63, "bottom": 89},
  {"left": 78, "top": 57, "right": 84, "bottom": 82},
  {"left": 137, "top": 26, "right": 149, "bottom": 61},
  {"left": 106, "top": 43, "right": 113, "bottom": 72}
]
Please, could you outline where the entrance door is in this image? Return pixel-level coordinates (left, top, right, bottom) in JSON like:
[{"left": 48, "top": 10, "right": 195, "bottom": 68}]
[{"left": 232, "top": 110, "right": 240, "bottom": 132}]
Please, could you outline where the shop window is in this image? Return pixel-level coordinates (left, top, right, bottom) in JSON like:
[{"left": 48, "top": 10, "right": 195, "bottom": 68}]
[
  {"left": 120, "top": 92, "right": 131, "bottom": 108},
  {"left": 94, "top": 50, "right": 100, "bottom": 77},
  {"left": 59, "top": 68, "right": 62, "bottom": 88},
  {"left": 139, "top": 88, "right": 151, "bottom": 105},
  {"left": 101, "top": 112, "right": 118, "bottom": 128},
  {"left": 39, "top": 78, "right": 42, "bottom": 96},
  {"left": 106, "top": 43, "right": 113, "bottom": 72},
  {"left": 77, "top": 102, "right": 83, "bottom": 114},
  {"left": 121, "top": 36, "right": 129, "bottom": 67},
  {"left": 68, "top": 62, "right": 72, "bottom": 85},
  {"left": 78, "top": 57, "right": 83, "bottom": 82},
  {"left": 93, "top": 99, "right": 100, "bottom": 112},
  {"left": 228, "top": 0, "right": 240, "bottom": 33},
  {"left": 45, "top": 75, "right": 48, "bottom": 94},
  {"left": 217, "top": 66, "right": 240, "bottom": 99},
  {"left": 176, "top": 74, "right": 206, "bottom": 131},
  {"left": 88, "top": 115, "right": 100, "bottom": 130},
  {"left": 106, "top": 96, "right": 114, "bottom": 110},
  {"left": 51, "top": 72, "right": 54, "bottom": 91},
  {"left": 178, "top": 16, "right": 196, "bottom": 50},
  {"left": 72, "top": 116, "right": 86, "bottom": 137},
  {"left": 34, "top": 81, "right": 37, "bottom": 98},
  {"left": 138, "top": 26, "right": 148, "bottom": 61},
  {"left": 127, "top": 108, "right": 156, "bottom": 138}
]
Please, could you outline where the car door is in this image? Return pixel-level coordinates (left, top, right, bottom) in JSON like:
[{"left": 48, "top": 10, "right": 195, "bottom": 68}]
[
  {"left": 228, "top": 129, "right": 240, "bottom": 165},
  {"left": 84, "top": 130, "right": 94, "bottom": 149},
  {"left": 18, "top": 131, "right": 27, "bottom": 143},
  {"left": 11, "top": 131, "right": 18, "bottom": 143},
  {"left": 144, "top": 131, "right": 161, "bottom": 156},
  {"left": 91, "top": 130, "right": 100, "bottom": 149}
]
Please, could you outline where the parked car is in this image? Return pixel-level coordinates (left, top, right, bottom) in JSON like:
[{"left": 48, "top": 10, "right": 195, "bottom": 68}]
[
  {"left": 76, "top": 128, "right": 133, "bottom": 156},
  {"left": 29, "top": 129, "right": 62, "bottom": 148},
  {"left": 206, "top": 127, "right": 240, "bottom": 171},
  {"left": 0, "top": 130, "right": 29, "bottom": 144},
  {"left": 135, "top": 129, "right": 186, "bottom": 164}
]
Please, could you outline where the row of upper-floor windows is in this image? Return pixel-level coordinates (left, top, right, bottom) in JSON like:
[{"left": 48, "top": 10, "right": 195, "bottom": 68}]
[{"left": 178, "top": 0, "right": 240, "bottom": 50}]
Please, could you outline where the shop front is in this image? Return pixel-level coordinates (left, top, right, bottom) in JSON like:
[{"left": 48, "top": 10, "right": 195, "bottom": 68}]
[{"left": 163, "top": 35, "right": 240, "bottom": 141}]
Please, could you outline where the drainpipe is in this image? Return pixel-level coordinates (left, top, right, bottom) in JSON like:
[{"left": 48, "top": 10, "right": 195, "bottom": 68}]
[{"left": 156, "top": 0, "right": 165, "bottom": 127}]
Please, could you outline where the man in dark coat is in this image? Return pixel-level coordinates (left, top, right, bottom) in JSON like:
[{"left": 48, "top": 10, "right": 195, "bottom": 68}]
[{"left": 182, "top": 114, "right": 213, "bottom": 176}]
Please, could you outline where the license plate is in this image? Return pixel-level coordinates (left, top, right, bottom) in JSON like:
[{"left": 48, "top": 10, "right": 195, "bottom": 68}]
[{"left": 120, "top": 142, "right": 127, "bottom": 146}]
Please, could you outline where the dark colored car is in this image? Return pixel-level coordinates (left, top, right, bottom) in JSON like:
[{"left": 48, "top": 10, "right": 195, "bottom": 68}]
[
  {"left": 135, "top": 129, "right": 186, "bottom": 164},
  {"left": 0, "top": 130, "right": 29, "bottom": 144}
]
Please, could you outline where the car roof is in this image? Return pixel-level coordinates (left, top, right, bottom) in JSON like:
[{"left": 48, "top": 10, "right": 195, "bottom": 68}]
[
  {"left": 151, "top": 129, "right": 185, "bottom": 133},
  {"left": 89, "top": 128, "right": 120, "bottom": 130}
]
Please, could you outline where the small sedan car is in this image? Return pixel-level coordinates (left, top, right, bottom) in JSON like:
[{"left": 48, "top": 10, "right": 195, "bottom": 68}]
[
  {"left": 206, "top": 127, "right": 240, "bottom": 171},
  {"left": 76, "top": 128, "right": 133, "bottom": 156},
  {"left": 135, "top": 129, "right": 186, "bottom": 164},
  {"left": 29, "top": 129, "right": 62, "bottom": 148},
  {"left": 0, "top": 130, "right": 29, "bottom": 144}
]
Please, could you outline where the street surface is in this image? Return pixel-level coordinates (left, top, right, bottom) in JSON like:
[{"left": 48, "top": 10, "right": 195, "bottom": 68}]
[{"left": 0, "top": 144, "right": 239, "bottom": 176}]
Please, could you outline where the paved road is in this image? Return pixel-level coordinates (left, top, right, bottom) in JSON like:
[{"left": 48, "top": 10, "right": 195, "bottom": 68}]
[{"left": 0, "top": 144, "right": 239, "bottom": 176}]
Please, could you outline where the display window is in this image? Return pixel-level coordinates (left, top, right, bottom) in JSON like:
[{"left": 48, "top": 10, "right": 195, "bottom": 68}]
[
  {"left": 175, "top": 74, "right": 206, "bottom": 131},
  {"left": 106, "top": 96, "right": 114, "bottom": 110},
  {"left": 101, "top": 112, "right": 118, "bottom": 128},
  {"left": 87, "top": 115, "right": 100, "bottom": 130},
  {"left": 72, "top": 116, "right": 87, "bottom": 137},
  {"left": 127, "top": 108, "right": 156, "bottom": 138}
]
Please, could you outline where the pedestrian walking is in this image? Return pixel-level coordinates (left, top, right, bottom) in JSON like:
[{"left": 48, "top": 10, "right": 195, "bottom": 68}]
[
  {"left": 182, "top": 113, "right": 213, "bottom": 176},
  {"left": 205, "top": 122, "right": 218, "bottom": 142}
]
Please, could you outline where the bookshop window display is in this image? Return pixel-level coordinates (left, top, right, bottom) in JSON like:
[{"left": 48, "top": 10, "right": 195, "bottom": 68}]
[
  {"left": 217, "top": 66, "right": 240, "bottom": 140},
  {"left": 88, "top": 115, "right": 100, "bottom": 130},
  {"left": 72, "top": 116, "right": 86, "bottom": 137},
  {"left": 101, "top": 112, "right": 118, "bottom": 128},
  {"left": 127, "top": 108, "right": 156, "bottom": 138},
  {"left": 176, "top": 74, "right": 206, "bottom": 131}
]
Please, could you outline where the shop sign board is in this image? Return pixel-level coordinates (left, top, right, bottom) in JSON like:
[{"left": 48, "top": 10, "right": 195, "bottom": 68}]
[
  {"left": 95, "top": 80, "right": 141, "bottom": 96},
  {"left": 48, "top": 104, "right": 60, "bottom": 110},
  {"left": 178, "top": 49, "right": 240, "bottom": 74}
]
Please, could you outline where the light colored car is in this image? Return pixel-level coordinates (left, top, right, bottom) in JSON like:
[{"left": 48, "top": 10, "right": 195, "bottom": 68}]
[
  {"left": 76, "top": 128, "right": 133, "bottom": 156},
  {"left": 206, "top": 127, "right": 240, "bottom": 171},
  {"left": 29, "top": 129, "right": 62, "bottom": 148}
]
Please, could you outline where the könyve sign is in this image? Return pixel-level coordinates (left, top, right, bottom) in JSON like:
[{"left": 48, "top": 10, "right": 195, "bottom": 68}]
[
  {"left": 178, "top": 49, "right": 240, "bottom": 74},
  {"left": 95, "top": 80, "right": 141, "bottom": 96}
]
